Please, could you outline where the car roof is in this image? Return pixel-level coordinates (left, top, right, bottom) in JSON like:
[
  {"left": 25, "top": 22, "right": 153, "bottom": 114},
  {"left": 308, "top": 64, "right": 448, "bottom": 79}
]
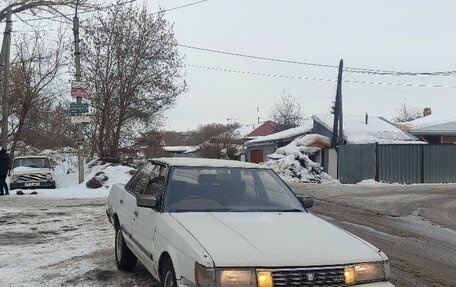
[
  {"left": 14, "top": 156, "right": 49, "bottom": 159},
  {"left": 150, "top": 157, "right": 270, "bottom": 169}
]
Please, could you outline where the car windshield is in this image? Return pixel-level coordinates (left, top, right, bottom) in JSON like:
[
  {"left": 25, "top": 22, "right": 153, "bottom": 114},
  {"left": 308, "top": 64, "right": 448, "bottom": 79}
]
[
  {"left": 164, "top": 167, "right": 304, "bottom": 212},
  {"left": 13, "top": 158, "right": 51, "bottom": 169}
]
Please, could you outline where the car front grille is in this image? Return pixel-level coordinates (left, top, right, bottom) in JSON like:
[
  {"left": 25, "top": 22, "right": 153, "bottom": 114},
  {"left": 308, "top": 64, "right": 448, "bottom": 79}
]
[
  {"left": 17, "top": 174, "right": 47, "bottom": 182},
  {"left": 269, "top": 266, "right": 346, "bottom": 287}
]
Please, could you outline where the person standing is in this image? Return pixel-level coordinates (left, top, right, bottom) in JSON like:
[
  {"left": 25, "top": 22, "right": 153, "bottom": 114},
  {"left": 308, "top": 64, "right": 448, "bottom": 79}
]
[{"left": 0, "top": 148, "right": 10, "bottom": 195}]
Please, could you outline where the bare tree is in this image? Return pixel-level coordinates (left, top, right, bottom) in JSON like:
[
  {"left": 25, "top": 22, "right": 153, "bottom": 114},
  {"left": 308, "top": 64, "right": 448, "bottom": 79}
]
[
  {"left": 392, "top": 100, "right": 423, "bottom": 123},
  {"left": 83, "top": 4, "right": 186, "bottom": 158},
  {"left": 191, "top": 123, "right": 241, "bottom": 159},
  {"left": 0, "top": 0, "right": 91, "bottom": 22},
  {"left": 6, "top": 31, "right": 66, "bottom": 156},
  {"left": 270, "top": 91, "right": 304, "bottom": 130}
]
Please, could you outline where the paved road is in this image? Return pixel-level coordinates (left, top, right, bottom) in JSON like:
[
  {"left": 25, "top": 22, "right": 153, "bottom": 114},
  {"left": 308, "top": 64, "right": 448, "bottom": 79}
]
[
  {"left": 1, "top": 183, "right": 455, "bottom": 286},
  {"left": 290, "top": 183, "right": 456, "bottom": 287}
]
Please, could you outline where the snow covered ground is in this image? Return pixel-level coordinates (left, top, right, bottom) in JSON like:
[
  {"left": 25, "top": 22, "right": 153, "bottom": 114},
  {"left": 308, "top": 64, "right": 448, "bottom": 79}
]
[{"left": 1, "top": 154, "right": 455, "bottom": 287}]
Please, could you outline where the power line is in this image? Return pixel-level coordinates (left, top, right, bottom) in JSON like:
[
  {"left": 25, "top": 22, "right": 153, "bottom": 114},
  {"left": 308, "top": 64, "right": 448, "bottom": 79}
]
[
  {"left": 18, "top": 0, "right": 207, "bottom": 23},
  {"left": 186, "top": 64, "right": 456, "bottom": 89},
  {"left": 153, "top": 0, "right": 208, "bottom": 15},
  {"left": 179, "top": 44, "right": 456, "bottom": 77}
]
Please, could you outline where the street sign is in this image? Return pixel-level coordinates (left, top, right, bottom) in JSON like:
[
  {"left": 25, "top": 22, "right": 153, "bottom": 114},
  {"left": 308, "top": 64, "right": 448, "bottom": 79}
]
[
  {"left": 71, "top": 88, "right": 89, "bottom": 98},
  {"left": 70, "top": 103, "right": 89, "bottom": 114},
  {"left": 71, "top": 81, "right": 89, "bottom": 98},
  {"left": 71, "top": 115, "right": 92, "bottom": 124}
]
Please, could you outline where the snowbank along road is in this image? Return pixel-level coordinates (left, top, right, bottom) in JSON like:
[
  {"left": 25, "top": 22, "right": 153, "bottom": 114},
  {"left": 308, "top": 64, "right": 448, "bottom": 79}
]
[{"left": 0, "top": 183, "right": 455, "bottom": 286}]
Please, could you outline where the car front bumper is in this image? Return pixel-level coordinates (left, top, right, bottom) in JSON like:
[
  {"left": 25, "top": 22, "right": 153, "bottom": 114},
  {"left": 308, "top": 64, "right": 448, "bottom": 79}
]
[{"left": 10, "top": 181, "right": 55, "bottom": 189}]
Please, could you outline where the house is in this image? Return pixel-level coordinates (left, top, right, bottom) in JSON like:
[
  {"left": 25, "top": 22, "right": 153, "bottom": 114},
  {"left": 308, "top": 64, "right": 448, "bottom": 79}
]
[
  {"left": 313, "top": 114, "right": 418, "bottom": 144},
  {"left": 163, "top": 146, "right": 200, "bottom": 158},
  {"left": 244, "top": 122, "right": 313, "bottom": 163},
  {"left": 399, "top": 112, "right": 456, "bottom": 144},
  {"left": 236, "top": 121, "right": 279, "bottom": 140}
]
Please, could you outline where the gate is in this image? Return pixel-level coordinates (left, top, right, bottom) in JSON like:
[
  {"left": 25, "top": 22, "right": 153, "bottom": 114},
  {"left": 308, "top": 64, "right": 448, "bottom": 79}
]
[{"left": 338, "top": 144, "right": 376, "bottom": 184}]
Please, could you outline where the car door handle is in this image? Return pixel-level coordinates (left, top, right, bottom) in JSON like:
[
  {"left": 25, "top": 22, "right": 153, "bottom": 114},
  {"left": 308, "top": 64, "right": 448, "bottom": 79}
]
[
  {"left": 134, "top": 211, "right": 139, "bottom": 217},
  {"left": 120, "top": 199, "right": 123, "bottom": 205}
]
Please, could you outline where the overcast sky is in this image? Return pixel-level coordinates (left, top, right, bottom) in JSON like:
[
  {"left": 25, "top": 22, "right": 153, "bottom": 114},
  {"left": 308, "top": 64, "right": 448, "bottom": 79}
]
[
  {"left": 8, "top": 0, "right": 456, "bottom": 131},
  {"left": 145, "top": 0, "right": 456, "bottom": 131}
]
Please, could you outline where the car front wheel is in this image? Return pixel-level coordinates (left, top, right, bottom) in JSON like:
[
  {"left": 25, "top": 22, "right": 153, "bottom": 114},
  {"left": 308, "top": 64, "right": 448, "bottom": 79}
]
[
  {"left": 115, "top": 228, "right": 137, "bottom": 271},
  {"left": 161, "top": 259, "right": 177, "bottom": 287}
]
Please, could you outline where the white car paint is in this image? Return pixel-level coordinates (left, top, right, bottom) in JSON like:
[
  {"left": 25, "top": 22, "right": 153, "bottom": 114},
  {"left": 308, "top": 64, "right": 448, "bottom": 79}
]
[
  {"left": 107, "top": 159, "right": 394, "bottom": 287},
  {"left": 170, "top": 212, "right": 386, "bottom": 267}
]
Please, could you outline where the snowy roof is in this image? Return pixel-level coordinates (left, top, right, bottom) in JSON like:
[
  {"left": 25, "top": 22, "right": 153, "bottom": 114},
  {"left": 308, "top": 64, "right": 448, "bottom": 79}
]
[
  {"left": 313, "top": 114, "right": 418, "bottom": 144},
  {"left": 244, "top": 122, "right": 313, "bottom": 145},
  {"left": 14, "top": 155, "right": 49, "bottom": 159},
  {"left": 401, "top": 114, "right": 456, "bottom": 135},
  {"left": 235, "top": 124, "right": 257, "bottom": 139},
  {"left": 163, "top": 146, "right": 200, "bottom": 154},
  {"left": 151, "top": 157, "right": 269, "bottom": 169}
]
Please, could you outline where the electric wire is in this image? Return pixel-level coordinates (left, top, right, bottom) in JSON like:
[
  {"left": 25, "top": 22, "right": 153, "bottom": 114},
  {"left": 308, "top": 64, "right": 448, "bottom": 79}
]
[
  {"left": 186, "top": 64, "right": 456, "bottom": 89},
  {"left": 179, "top": 44, "right": 456, "bottom": 77}
]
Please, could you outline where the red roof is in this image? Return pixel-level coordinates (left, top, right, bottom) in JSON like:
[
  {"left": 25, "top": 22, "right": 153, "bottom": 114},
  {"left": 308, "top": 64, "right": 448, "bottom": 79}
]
[{"left": 247, "top": 121, "right": 279, "bottom": 137}]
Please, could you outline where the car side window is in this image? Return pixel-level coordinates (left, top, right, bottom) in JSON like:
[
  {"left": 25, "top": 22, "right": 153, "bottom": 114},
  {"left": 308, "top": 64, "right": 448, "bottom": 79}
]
[
  {"left": 142, "top": 165, "right": 168, "bottom": 198},
  {"left": 129, "top": 162, "right": 155, "bottom": 196}
]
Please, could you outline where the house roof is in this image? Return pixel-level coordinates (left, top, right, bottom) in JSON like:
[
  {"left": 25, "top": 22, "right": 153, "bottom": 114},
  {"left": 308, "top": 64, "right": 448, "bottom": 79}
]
[
  {"left": 313, "top": 114, "right": 419, "bottom": 144},
  {"left": 246, "top": 121, "right": 279, "bottom": 137},
  {"left": 401, "top": 114, "right": 456, "bottom": 135},
  {"left": 163, "top": 146, "right": 200, "bottom": 154},
  {"left": 244, "top": 122, "right": 312, "bottom": 146}
]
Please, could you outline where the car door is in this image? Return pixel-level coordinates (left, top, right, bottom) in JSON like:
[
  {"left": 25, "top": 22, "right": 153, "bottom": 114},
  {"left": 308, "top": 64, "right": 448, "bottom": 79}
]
[
  {"left": 119, "top": 162, "right": 155, "bottom": 247},
  {"left": 131, "top": 163, "right": 168, "bottom": 277}
]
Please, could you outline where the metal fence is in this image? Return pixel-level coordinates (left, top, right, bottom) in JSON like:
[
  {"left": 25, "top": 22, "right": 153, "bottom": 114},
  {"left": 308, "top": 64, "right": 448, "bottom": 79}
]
[{"left": 335, "top": 144, "right": 456, "bottom": 184}]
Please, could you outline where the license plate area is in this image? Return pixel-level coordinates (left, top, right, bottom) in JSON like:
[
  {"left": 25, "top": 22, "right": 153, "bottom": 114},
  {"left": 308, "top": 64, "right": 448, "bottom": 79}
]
[{"left": 25, "top": 182, "right": 40, "bottom": 187}]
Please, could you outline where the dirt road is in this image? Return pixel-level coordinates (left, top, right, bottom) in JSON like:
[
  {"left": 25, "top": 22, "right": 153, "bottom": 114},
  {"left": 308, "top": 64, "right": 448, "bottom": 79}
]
[
  {"left": 1, "top": 183, "right": 455, "bottom": 286},
  {"left": 290, "top": 183, "right": 456, "bottom": 287}
]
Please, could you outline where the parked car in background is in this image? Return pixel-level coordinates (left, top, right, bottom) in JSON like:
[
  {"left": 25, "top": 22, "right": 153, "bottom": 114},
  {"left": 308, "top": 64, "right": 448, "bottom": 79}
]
[
  {"left": 107, "top": 158, "right": 394, "bottom": 287},
  {"left": 9, "top": 156, "right": 56, "bottom": 190}
]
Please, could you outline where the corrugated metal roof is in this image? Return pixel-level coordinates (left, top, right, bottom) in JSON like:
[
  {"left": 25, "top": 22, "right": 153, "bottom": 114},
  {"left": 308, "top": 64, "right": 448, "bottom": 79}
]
[{"left": 411, "top": 121, "right": 456, "bottom": 135}]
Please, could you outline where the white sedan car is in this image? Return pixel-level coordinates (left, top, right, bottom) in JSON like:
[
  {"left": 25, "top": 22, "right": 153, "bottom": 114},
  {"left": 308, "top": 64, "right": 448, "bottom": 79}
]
[{"left": 107, "top": 158, "right": 394, "bottom": 287}]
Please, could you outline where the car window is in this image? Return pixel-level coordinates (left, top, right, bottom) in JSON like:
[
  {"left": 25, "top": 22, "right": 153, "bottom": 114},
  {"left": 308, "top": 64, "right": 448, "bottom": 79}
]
[
  {"left": 129, "top": 162, "right": 155, "bottom": 195},
  {"left": 141, "top": 165, "right": 167, "bottom": 198},
  {"left": 163, "top": 167, "right": 304, "bottom": 212},
  {"left": 13, "top": 158, "right": 51, "bottom": 169}
]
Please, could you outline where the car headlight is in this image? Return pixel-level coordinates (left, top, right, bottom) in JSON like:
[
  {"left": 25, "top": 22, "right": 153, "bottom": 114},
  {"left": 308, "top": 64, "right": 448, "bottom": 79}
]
[
  {"left": 11, "top": 175, "right": 17, "bottom": 182},
  {"left": 195, "top": 263, "right": 261, "bottom": 287},
  {"left": 46, "top": 173, "right": 53, "bottom": 180},
  {"left": 345, "top": 261, "right": 390, "bottom": 285}
]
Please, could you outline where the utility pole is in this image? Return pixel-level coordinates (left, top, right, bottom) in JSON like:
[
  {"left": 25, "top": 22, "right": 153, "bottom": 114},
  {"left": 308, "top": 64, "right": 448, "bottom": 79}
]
[
  {"left": 73, "top": 0, "right": 84, "bottom": 183},
  {"left": 1, "top": 9, "right": 12, "bottom": 150},
  {"left": 337, "top": 59, "right": 344, "bottom": 145},
  {"left": 331, "top": 59, "right": 344, "bottom": 147}
]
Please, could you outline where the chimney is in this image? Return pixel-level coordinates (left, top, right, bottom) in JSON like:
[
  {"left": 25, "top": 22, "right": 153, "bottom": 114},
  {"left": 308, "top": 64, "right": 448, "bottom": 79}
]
[
  {"left": 423, "top": 107, "right": 431, "bottom": 117},
  {"left": 365, "top": 112, "right": 368, "bottom": 124}
]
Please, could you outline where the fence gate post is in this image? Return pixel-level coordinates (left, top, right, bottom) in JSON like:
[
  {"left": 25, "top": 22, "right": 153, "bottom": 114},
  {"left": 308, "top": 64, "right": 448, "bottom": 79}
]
[{"left": 375, "top": 142, "right": 379, "bottom": 182}]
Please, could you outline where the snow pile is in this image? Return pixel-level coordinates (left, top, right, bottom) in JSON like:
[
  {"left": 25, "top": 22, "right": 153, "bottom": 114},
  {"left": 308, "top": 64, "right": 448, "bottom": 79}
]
[{"left": 264, "top": 134, "right": 336, "bottom": 183}]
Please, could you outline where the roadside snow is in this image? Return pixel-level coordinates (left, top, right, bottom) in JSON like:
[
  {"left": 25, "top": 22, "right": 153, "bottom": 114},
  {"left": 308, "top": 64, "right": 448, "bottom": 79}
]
[{"left": 11, "top": 155, "right": 135, "bottom": 199}]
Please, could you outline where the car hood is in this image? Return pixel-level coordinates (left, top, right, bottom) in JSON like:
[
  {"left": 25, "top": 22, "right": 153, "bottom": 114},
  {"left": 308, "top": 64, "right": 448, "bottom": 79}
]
[{"left": 171, "top": 212, "right": 384, "bottom": 267}]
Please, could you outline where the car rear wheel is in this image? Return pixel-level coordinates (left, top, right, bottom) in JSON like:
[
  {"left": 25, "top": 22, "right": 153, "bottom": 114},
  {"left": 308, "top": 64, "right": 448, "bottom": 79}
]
[
  {"left": 115, "top": 228, "right": 137, "bottom": 271},
  {"left": 161, "top": 259, "right": 177, "bottom": 287}
]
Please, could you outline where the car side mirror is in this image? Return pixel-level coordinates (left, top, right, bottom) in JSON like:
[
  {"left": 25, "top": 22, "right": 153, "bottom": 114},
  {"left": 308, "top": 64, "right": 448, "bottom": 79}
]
[
  {"left": 297, "top": 196, "right": 313, "bottom": 209},
  {"left": 136, "top": 194, "right": 157, "bottom": 208}
]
